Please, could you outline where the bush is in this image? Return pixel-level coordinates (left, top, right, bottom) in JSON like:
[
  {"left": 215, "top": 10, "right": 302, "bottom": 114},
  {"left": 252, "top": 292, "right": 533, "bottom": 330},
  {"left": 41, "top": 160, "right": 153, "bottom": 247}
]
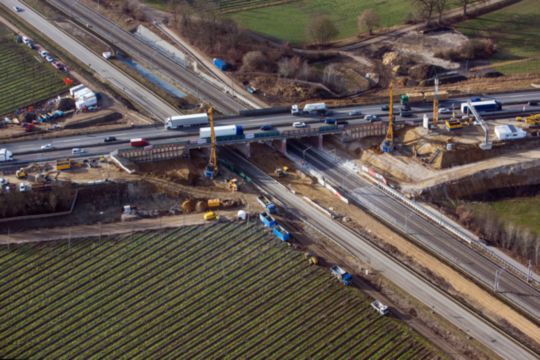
[{"left": 240, "top": 51, "right": 276, "bottom": 73}]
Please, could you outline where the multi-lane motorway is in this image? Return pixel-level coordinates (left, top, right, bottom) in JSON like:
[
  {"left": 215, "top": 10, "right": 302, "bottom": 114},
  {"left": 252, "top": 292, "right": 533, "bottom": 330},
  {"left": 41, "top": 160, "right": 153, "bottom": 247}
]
[
  {"left": 222, "top": 148, "right": 538, "bottom": 360},
  {"left": 288, "top": 140, "right": 540, "bottom": 321},
  {"left": 45, "top": 0, "right": 250, "bottom": 114}
]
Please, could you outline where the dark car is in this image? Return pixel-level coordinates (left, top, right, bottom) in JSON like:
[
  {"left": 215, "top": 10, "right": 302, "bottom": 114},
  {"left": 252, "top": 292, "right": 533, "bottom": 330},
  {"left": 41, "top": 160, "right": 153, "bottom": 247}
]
[
  {"left": 381, "top": 105, "right": 389, "bottom": 111},
  {"left": 104, "top": 136, "right": 117, "bottom": 142},
  {"left": 324, "top": 118, "right": 337, "bottom": 125},
  {"left": 401, "top": 104, "right": 411, "bottom": 111},
  {"left": 260, "top": 124, "right": 273, "bottom": 131},
  {"left": 527, "top": 100, "right": 539, "bottom": 106},
  {"left": 400, "top": 110, "right": 413, "bottom": 118},
  {"left": 337, "top": 119, "right": 349, "bottom": 125}
]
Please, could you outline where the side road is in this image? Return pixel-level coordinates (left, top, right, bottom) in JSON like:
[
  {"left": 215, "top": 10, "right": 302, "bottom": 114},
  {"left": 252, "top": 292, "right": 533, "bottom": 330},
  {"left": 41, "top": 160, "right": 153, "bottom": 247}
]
[{"left": 0, "top": 211, "right": 240, "bottom": 244}]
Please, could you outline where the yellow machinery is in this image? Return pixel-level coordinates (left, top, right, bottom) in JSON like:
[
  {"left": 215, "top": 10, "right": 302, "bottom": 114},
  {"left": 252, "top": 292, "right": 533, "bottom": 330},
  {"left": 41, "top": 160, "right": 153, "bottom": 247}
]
[
  {"left": 432, "top": 77, "right": 439, "bottom": 127},
  {"left": 207, "top": 199, "right": 221, "bottom": 208},
  {"left": 16, "top": 168, "right": 28, "bottom": 179},
  {"left": 380, "top": 82, "right": 394, "bottom": 153},
  {"left": 56, "top": 159, "right": 72, "bottom": 171},
  {"left": 204, "top": 107, "right": 218, "bottom": 179},
  {"left": 445, "top": 110, "right": 463, "bottom": 131},
  {"left": 203, "top": 211, "right": 217, "bottom": 221},
  {"left": 16, "top": 163, "right": 42, "bottom": 179},
  {"left": 227, "top": 178, "right": 238, "bottom": 192},
  {"left": 516, "top": 114, "right": 540, "bottom": 127}
]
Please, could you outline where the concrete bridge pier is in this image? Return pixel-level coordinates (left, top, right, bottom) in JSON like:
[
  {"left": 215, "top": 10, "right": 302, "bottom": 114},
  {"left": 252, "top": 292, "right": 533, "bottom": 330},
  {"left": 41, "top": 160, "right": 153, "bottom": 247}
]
[
  {"left": 232, "top": 142, "right": 251, "bottom": 158},
  {"left": 272, "top": 139, "right": 287, "bottom": 155}
]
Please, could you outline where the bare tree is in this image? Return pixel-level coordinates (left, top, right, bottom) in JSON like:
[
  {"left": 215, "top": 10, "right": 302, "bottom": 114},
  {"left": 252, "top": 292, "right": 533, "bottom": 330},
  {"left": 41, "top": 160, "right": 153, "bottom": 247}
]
[
  {"left": 240, "top": 51, "right": 275, "bottom": 73},
  {"left": 278, "top": 56, "right": 301, "bottom": 78},
  {"left": 459, "top": 0, "right": 473, "bottom": 16},
  {"left": 357, "top": 9, "right": 380, "bottom": 35},
  {"left": 411, "top": 0, "right": 437, "bottom": 23},
  {"left": 306, "top": 15, "right": 339, "bottom": 45},
  {"left": 435, "top": 0, "right": 448, "bottom": 23}
]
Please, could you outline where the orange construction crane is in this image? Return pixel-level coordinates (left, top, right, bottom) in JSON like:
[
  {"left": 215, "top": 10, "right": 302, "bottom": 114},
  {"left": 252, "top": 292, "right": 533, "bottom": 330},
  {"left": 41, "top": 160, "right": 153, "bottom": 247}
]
[
  {"left": 204, "top": 107, "right": 218, "bottom": 179},
  {"left": 380, "top": 82, "right": 394, "bottom": 153}
]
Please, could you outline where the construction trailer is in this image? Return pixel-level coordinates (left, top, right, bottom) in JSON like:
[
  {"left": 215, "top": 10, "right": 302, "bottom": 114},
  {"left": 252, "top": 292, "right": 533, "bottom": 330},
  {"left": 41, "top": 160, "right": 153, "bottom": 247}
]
[
  {"left": 257, "top": 195, "right": 277, "bottom": 214},
  {"left": 259, "top": 212, "right": 277, "bottom": 228},
  {"left": 272, "top": 225, "right": 290, "bottom": 242}
]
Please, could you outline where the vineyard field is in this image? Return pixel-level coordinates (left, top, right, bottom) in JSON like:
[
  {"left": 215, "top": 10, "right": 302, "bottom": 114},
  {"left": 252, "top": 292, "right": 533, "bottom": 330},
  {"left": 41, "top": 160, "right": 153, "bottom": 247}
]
[
  {"left": 0, "top": 222, "right": 438, "bottom": 359},
  {"left": 0, "top": 23, "right": 66, "bottom": 116}
]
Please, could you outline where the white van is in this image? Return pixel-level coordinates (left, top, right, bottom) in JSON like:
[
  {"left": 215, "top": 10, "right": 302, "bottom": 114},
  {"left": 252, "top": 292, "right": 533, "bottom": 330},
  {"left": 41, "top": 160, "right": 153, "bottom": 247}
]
[{"left": 72, "top": 148, "right": 85, "bottom": 155}]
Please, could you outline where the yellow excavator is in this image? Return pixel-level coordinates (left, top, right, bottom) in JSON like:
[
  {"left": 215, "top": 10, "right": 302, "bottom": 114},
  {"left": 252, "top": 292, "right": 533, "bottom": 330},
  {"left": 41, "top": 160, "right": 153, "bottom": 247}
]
[
  {"left": 204, "top": 107, "right": 218, "bottom": 179},
  {"left": 516, "top": 114, "right": 540, "bottom": 128}
]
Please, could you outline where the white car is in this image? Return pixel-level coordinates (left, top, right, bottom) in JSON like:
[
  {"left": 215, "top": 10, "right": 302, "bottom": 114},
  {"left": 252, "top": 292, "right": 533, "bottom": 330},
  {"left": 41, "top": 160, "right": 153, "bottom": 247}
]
[
  {"left": 40, "top": 143, "right": 54, "bottom": 150},
  {"left": 45, "top": 55, "right": 55, "bottom": 63},
  {"left": 39, "top": 50, "right": 49, "bottom": 58},
  {"left": 13, "top": 6, "right": 24, "bottom": 12},
  {"left": 438, "top": 107, "right": 451, "bottom": 114},
  {"left": 292, "top": 121, "right": 307, "bottom": 128},
  {"left": 348, "top": 110, "right": 362, "bottom": 116},
  {"left": 72, "top": 148, "right": 85, "bottom": 154},
  {"left": 0, "top": 178, "right": 7, "bottom": 186}
]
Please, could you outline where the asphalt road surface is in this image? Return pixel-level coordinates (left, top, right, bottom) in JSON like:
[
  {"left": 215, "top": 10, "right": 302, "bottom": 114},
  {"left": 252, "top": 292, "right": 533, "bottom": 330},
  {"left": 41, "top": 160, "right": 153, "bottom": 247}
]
[
  {"left": 1, "top": 0, "right": 178, "bottom": 121},
  {"left": 287, "top": 140, "right": 540, "bottom": 321},
  {"left": 46, "top": 0, "right": 249, "bottom": 114},
  {"left": 222, "top": 148, "right": 538, "bottom": 360}
]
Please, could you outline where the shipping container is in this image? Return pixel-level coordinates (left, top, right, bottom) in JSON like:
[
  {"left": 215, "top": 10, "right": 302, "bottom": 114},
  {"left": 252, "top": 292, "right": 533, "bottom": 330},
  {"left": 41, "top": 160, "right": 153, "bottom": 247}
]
[{"left": 199, "top": 125, "right": 243, "bottom": 139}]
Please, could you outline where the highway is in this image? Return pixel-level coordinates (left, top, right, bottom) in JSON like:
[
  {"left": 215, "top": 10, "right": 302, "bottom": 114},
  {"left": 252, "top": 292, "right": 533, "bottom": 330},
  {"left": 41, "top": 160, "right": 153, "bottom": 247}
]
[
  {"left": 222, "top": 148, "right": 538, "bottom": 360},
  {"left": 287, "top": 140, "right": 540, "bottom": 321},
  {"left": 2, "top": 90, "right": 540, "bottom": 164},
  {"left": 45, "top": 0, "right": 249, "bottom": 114},
  {"left": 1, "top": 0, "right": 178, "bottom": 121}
]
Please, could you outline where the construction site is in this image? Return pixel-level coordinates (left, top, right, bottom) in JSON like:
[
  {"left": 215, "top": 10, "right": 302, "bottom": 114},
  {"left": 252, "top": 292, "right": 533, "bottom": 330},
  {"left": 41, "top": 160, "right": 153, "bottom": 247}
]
[{"left": 1, "top": 0, "right": 540, "bottom": 359}]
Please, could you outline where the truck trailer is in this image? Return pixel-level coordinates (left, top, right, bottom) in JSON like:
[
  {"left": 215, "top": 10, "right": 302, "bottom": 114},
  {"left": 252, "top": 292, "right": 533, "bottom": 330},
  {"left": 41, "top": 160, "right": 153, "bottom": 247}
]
[
  {"left": 272, "top": 225, "right": 290, "bottom": 241},
  {"left": 199, "top": 125, "right": 243, "bottom": 139},
  {"left": 461, "top": 100, "right": 502, "bottom": 114},
  {"left": 259, "top": 212, "right": 277, "bottom": 228},
  {"left": 0, "top": 148, "right": 13, "bottom": 162},
  {"left": 291, "top": 102, "right": 327, "bottom": 115},
  {"left": 330, "top": 265, "right": 352, "bottom": 286},
  {"left": 257, "top": 195, "right": 277, "bottom": 214},
  {"left": 165, "top": 113, "right": 208, "bottom": 129}
]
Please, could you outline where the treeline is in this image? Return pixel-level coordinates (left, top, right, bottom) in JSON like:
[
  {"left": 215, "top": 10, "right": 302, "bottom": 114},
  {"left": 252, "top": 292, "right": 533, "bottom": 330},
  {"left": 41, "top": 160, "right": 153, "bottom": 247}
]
[{"left": 457, "top": 205, "right": 540, "bottom": 266}]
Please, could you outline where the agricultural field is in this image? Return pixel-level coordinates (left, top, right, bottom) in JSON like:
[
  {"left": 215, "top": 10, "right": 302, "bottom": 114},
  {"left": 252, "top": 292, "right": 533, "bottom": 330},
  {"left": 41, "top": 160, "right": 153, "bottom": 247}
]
[
  {"left": 0, "top": 24, "right": 67, "bottom": 116},
  {"left": 0, "top": 222, "right": 438, "bottom": 359},
  {"left": 457, "top": 0, "right": 540, "bottom": 75}
]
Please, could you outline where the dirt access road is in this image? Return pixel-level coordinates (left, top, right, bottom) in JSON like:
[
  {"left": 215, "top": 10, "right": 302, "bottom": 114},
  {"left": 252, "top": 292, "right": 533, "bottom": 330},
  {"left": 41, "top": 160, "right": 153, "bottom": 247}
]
[{"left": 0, "top": 210, "right": 240, "bottom": 244}]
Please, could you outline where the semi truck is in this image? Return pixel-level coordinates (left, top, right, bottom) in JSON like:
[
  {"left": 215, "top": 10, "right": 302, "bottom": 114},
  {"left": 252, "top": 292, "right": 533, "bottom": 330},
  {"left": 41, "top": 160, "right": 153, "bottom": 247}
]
[
  {"left": 0, "top": 148, "right": 13, "bottom": 162},
  {"left": 257, "top": 195, "right": 277, "bottom": 214},
  {"left": 130, "top": 138, "right": 149, "bottom": 147},
  {"left": 330, "top": 265, "right": 352, "bottom": 286},
  {"left": 199, "top": 125, "right": 243, "bottom": 139},
  {"left": 461, "top": 99, "right": 502, "bottom": 114},
  {"left": 165, "top": 113, "right": 209, "bottom": 129},
  {"left": 272, "top": 225, "right": 290, "bottom": 241},
  {"left": 291, "top": 102, "right": 327, "bottom": 115},
  {"left": 259, "top": 212, "right": 277, "bottom": 228}
]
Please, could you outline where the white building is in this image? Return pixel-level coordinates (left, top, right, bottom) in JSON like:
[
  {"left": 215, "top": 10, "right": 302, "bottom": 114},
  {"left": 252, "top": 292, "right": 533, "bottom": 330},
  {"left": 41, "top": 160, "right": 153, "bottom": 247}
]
[{"left": 494, "top": 125, "right": 527, "bottom": 141}]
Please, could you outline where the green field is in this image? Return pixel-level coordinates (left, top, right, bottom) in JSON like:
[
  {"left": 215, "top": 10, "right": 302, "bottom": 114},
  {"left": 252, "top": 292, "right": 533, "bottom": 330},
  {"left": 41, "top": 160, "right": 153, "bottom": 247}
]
[
  {"left": 472, "top": 196, "right": 540, "bottom": 236},
  {"left": 229, "top": 0, "right": 411, "bottom": 44},
  {"left": 0, "top": 24, "right": 66, "bottom": 116},
  {"left": 0, "top": 222, "right": 436, "bottom": 359},
  {"left": 457, "top": 0, "right": 540, "bottom": 74}
]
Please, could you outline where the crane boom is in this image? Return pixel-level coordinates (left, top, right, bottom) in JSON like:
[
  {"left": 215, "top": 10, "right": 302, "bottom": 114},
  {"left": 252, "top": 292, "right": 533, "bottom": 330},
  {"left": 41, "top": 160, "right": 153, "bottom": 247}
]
[
  {"left": 380, "top": 82, "right": 394, "bottom": 153},
  {"left": 432, "top": 77, "right": 439, "bottom": 127},
  {"left": 204, "top": 107, "right": 219, "bottom": 178}
]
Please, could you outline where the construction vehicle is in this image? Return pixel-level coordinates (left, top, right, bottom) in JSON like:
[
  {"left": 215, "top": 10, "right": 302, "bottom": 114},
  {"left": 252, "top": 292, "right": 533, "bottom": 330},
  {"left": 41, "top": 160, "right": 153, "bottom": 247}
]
[
  {"left": 445, "top": 110, "right": 463, "bottom": 131},
  {"left": 207, "top": 199, "right": 221, "bottom": 208},
  {"left": 305, "top": 253, "right": 319, "bottom": 266},
  {"left": 272, "top": 225, "right": 290, "bottom": 241},
  {"left": 16, "top": 163, "right": 42, "bottom": 179},
  {"left": 257, "top": 195, "right": 277, "bottom": 214},
  {"left": 227, "top": 178, "right": 238, "bottom": 191},
  {"left": 16, "top": 168, "right": 28, "bottom": 179},
  {"left": 331, "top": 265, "right": 352, "bottom": 286},
  {"left": 432, "top": 77, "right": 440, "bottom": 127},
  {"left": 380, "top": 82, "right": 394, "bottom": 153},
  {"left": 55, "top": 159, "right": 82, "bottom": 171},
  {"left": 274, "top": 166, "right": 288, "bottom": 177},
  {"left": 35, "top": 170, "right": 60, "bottom": 184},
  {"left": 204, "top": 107, "right": 218, "bottom": 179},
  {"left": 204, "top": 211, "right": 217, "bottom": 221},
  {"left": 259, "top": 212, "right": 277, "bottom": 228},
  {"left": 516, "top": 113, "right": 540, "bottom": 128},
  {"left": 371, "top": 300, "right": 390, "bottom": 315}
]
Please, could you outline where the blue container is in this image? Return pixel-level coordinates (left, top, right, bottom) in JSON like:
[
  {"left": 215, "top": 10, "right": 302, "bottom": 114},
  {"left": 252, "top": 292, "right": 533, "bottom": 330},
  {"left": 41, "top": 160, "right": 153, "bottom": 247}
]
[
  {"left": 272, "top": 225, "right": 290, "bottom": 242},
  {"left": 213, "top": 58, "right": 229, "bottom": 71},
  {"left": 259, "top": 212, "right": 277, "bottom": 228}
]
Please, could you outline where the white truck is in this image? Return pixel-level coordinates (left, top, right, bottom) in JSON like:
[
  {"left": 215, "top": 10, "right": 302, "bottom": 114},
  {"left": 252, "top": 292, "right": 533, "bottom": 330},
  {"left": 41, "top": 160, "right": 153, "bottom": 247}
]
[
  {"left": 0, "top": 148, "right": 13, "bottom": 162},
  {"left": 165, "top": 113, "right": 209, "bottom": 129},
  {"left": 371, "top": 300, "right": 390, "bottom": 315},
  {"left": 291, "top": 102, "right": 327, "bottom": 116}
]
